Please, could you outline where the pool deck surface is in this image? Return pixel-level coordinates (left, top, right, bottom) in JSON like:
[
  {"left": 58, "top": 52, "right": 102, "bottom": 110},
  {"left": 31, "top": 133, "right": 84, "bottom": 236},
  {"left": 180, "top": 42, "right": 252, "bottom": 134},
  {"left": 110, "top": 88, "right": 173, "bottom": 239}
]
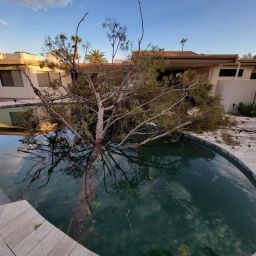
[
  {"left": 0, "top": 99, "right": 41, "bottom": 109},
  {"left": 0, "top": 200, "right": 98, "bottom": 256},
  {"left": 188, "top": 115, "right": 256, "bottom": 178}
]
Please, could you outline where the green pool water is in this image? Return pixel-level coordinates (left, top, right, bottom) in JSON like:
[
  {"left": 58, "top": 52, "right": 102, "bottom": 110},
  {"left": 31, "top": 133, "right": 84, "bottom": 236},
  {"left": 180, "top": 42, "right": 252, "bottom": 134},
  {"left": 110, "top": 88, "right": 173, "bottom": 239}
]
[{"left": 0, "top": 133, "right": 255, "bottom": 256}]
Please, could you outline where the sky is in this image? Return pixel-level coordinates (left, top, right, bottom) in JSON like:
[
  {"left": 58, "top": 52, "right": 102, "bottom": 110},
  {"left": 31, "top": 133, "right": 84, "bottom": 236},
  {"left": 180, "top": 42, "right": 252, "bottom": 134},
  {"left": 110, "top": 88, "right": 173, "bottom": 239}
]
[{"left": 0, "top": 0, "right": 256, "bottom": 60}]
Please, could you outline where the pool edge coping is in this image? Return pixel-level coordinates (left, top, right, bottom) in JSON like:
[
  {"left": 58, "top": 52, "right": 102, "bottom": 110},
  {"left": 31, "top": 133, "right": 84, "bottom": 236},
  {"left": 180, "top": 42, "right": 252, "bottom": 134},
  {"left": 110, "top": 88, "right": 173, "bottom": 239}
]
[{"left": 185, "top": 133, "right": 256, "bottom": 185}]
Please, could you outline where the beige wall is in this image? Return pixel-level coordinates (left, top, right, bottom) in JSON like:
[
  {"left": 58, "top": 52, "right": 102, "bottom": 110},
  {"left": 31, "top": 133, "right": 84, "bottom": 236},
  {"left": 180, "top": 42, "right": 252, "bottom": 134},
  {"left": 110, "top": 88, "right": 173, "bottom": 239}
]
[
  {"left": 209, "top": 65, "right": 254, "bottom": 95},
  {"left": 0, "top": 52, "right": 42, "bottom": 61},
  {"left": 216, "top": 80, "right": 256, "bottom": 112},
  {"left": 0, "top": 66, "right": 69, "bottom": 99},
  {"left": 0, "top": 67, "right": 33, "bottom": 99}
]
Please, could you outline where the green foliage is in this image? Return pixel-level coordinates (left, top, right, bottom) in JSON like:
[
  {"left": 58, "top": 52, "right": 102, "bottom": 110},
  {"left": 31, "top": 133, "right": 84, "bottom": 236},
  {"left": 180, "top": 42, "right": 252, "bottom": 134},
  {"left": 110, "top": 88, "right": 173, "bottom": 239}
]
[
  {"left": 180, "top": 38, "right": 188, "bottom": 51},
  {"left": 71, "top": 35, "right": 82, "bottom": 44},
  {"left": 242, "top": 52, "right": 256, "bottom": 59},
  {"left": 39, "top": 29, "right": 228, "bottom": 147},
  {"left": 142, "top": 245, "right": 219, "bottom": 256},
  {"left": 86, "top": 49, "right": 107, "bottom": 64},
  {"left": 237, "top": 102, "right": 256, "bottom": 117},
  {"left": 102, "top": 17, "right": 130, "bottom": 62},
  {"left": 177, "top": 244, "right": 191, "bottom": 256},
  {"left": 142, "top": 249, "right": 174, "bottom": 256},
  {"left": 146, "top": 43, "right": 165, "bottom": 51},
  {"left": 200, "top": 247, "right": 219, "bottom": 256},
  {"left": 189, "top": 102, "right": 227, "bottom": 132}
]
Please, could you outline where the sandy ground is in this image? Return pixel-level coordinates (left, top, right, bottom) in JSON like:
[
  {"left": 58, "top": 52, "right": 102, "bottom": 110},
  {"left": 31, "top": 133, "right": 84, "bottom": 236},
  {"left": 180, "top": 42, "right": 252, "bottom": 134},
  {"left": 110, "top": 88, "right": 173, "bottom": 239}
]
[{"left": 190, "top": 115, "right": 256, "bottom": 177}]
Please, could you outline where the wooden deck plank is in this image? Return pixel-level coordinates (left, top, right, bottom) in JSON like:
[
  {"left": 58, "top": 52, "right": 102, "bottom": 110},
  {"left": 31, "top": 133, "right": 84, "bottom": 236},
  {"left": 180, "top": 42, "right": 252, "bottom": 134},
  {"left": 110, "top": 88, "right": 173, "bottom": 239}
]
[
  {"left": 5, "top": 214, "right": 45, "bottom": 249},
  {"left": 26, "top": 228, "right": 65, "bottom": 256},
  {"left": 0, "top": 243, "right": 15, "bottom": 256},
  {"left": 0, "top": 235, "right": 15, "bottom": 256},
  {"left": 12, "top": 221, "right": 54, "bottom": 256},
  {"left": 0, "top": 207, "right": 38, "bottom": 239},
  {"left": 47, "top": 234, "right": 77, "bottom": 256},
  {"left": 0, "top": 201, "right": 31, "bottom": 229},
  {"left": 0, "top": 200, "right": 99, "bottom": 256}
]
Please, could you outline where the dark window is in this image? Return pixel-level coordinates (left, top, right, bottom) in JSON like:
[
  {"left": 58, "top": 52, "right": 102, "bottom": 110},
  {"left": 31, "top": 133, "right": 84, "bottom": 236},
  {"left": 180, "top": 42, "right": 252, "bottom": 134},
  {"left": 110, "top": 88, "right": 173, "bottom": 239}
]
[
  {"left": 37, "top": 72, "right": 61, "bottom": 87},
  {"left": 37, "top": 72, "right": 50, "bottom": 87},
  {"left": 9, "top": 112, "right": 24, "bottom": 126},
  {"left": 11, "top": 71, "right": 24, "bottom": 87},
  {"left": 0, "top": 71, "right": 14, "bottom": 87},
  {"left": 219, "top": 69, "right": 243, "bottom": 77},
  {"left": 250, "top": 73, "right": 256, "bottom": 79},
  {"left": 0, "top": 70, "right": 24, "bottom": 87},
  {"left": 49, "top": 72, "right": 62, "bottom": 85}
]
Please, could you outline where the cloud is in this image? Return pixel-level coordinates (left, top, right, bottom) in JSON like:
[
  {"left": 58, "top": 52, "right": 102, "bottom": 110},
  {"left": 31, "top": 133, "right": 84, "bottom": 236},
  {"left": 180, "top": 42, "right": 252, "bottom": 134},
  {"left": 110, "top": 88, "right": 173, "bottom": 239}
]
[
  {"left": 0, "top": 19, "right": 8, "bottom": 26},
  {"left": 10, "top": 0, "right": 72, "bottom": 10}
]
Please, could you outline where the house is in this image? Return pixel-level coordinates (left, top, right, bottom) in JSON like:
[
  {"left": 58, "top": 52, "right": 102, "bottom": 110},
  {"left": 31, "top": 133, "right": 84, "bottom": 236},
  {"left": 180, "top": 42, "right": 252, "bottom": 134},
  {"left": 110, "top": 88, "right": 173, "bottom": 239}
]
[
  {"left": 1, "top": 51, "right": 256, "bottom": 113},
  {"left": 132, "top": 51, "right": 256, "bottom": 112},
  {"left": 0, "top": 52, "right": 70, "bottom": 100}
]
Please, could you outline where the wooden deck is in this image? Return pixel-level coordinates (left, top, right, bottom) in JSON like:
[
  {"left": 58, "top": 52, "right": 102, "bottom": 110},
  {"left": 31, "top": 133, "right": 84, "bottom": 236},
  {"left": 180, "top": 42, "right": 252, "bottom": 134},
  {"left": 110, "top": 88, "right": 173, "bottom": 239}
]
[{"left": 0, "top": 200, "right": 98, "bottom": 256}]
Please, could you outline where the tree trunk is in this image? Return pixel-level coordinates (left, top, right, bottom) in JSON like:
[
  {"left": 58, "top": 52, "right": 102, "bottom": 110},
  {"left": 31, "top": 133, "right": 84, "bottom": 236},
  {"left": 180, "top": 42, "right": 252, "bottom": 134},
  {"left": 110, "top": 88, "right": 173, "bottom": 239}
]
[
  {"left": 95, "top": 96, "right": 104, "bottom": 147},
  {"left": 68, "top": 96, "right": 105, "bottom": 241},
  {"left": 67, "top": 147, "right": 102, "bottom": 242}
]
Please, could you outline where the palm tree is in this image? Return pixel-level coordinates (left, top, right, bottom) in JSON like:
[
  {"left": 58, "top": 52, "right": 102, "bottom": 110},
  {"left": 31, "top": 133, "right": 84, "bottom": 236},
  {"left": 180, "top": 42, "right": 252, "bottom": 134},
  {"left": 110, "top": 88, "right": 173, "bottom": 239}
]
[
  {"left": 180, "top": 38, "right": 188, "bottom": 52},
  {"left": 87, "top": 49, "right": 107, "bottom": 64},
  {"left": 82, "top": 41, "right": 91, "bottom": 63},
  {"left": 71, "top": 35, "right": 82, "bottom": 64}
]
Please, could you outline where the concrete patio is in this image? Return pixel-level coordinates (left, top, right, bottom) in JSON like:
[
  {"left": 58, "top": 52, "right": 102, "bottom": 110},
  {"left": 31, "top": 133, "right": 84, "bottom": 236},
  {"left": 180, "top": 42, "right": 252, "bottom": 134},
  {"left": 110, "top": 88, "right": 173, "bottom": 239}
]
[{"left": 188, "top": 115, "right": 256, "bottom": 178}]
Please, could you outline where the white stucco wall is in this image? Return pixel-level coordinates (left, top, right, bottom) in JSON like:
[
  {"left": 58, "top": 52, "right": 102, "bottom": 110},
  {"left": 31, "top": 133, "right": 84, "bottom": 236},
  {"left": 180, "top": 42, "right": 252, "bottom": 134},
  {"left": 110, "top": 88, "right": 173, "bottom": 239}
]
[
  {"left": 0, "top": 67, "right": 34, "bottom": 99},
  {"left": 0, "top": 66, "right": 69, "bottom": 100},
  {"left": 209, "top": 65, "right": 254, "bottom": 95},
  {"left": 216, "top": 80, "right": 256, "bottom": 112}
]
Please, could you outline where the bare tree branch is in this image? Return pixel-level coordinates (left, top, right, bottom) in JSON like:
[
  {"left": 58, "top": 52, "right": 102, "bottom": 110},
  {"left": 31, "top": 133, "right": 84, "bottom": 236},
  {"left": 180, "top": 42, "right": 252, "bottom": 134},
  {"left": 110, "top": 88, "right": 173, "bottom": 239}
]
[
  {"left": 137, "top": 0, "right": 144, "bottom": 52},
  {"left": 72, "top": 12, "right": 89, "bottom": 79}
]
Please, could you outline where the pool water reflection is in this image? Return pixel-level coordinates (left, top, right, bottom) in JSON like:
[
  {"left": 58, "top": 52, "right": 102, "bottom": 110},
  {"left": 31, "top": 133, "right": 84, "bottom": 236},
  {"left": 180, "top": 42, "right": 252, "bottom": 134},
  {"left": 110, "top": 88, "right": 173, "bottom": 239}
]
[{"left": 0, "top": 132, "right": 255, "bottom": 256}]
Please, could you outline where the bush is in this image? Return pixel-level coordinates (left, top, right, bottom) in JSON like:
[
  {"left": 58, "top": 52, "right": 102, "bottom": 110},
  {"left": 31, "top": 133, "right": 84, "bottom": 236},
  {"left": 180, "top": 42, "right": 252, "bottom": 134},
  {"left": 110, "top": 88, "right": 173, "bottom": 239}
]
[
  {"left": 221, "top": 132, "right": 239, "bottom": 146},
  {"left": 237, "top": 102, "right": 256, "bottom": 117}
]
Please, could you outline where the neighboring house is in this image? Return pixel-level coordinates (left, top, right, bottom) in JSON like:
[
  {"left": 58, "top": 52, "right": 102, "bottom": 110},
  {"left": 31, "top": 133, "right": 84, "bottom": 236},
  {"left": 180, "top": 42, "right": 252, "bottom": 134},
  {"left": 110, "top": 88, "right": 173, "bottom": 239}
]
[
  {"left": 0, "top": 52, "right": 70, "bottom": 100},
  {"left": 1, "top": 51, "right": 256, "bottom": 113},
  {"left": 133, "top": 51, "right": 256, "bottom": 112}
]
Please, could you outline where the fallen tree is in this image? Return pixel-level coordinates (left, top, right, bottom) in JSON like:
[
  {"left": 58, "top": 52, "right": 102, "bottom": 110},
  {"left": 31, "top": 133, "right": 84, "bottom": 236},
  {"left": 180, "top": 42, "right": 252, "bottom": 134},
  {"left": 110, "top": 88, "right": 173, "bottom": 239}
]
[{"left": 18, "top": 0, "right": 228, "bottom": 242}]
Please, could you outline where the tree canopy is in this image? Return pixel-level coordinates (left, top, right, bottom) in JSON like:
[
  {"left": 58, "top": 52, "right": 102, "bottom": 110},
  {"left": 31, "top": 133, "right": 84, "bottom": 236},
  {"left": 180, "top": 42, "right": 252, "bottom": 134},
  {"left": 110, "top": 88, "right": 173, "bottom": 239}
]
[
  {"left": 19, "top": 4, "right": 229, "bottom": 244},
  {"left": 86, "top": 49, "right": 107, "bottom": 64}
]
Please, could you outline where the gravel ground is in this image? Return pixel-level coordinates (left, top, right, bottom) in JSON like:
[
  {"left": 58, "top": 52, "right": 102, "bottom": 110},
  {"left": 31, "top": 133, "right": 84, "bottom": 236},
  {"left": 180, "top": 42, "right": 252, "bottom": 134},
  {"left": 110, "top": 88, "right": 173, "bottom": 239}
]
[{"left": 190, "top": 115, "right": 256, "bottom": 177}]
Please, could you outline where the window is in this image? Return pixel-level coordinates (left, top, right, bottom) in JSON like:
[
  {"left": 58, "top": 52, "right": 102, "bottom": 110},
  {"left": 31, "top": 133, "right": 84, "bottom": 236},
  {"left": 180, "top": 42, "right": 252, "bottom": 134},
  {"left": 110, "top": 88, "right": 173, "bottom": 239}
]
[
  {"left": 0, "top": 70, "right": 24, "bottom": 87},
  {"left": 250, "top": 73, "right": 256, "bottom": 79},
  {"left": 37, "top": 72, "right": 50, "bottom": 87},
  {"left": 11, "top": 71, "right": 24, "bottom": 87},
  {"left": 49, "top": 72, "right": 62, "bottom": 85},
  {"left": 219, "top": 69, "right": 243, "bottom": 77},
  {"left": 37, "top": 72, "right": 61, "bottom": 87}
]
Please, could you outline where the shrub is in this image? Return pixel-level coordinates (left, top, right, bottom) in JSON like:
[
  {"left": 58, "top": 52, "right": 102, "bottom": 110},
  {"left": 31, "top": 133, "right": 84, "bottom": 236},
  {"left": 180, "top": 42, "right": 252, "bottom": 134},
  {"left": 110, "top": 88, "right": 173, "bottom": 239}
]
[
  {"left": 237, "top": 102, "right": 256, "bottom": 117},
  {"left": 221, "top": 132, "right": 239, "bottom": 146}
]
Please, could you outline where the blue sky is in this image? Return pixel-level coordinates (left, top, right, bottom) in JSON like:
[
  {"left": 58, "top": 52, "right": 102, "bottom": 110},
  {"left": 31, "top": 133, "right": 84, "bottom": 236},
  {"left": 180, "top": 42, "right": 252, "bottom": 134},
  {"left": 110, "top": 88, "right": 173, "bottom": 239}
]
[{"left": 0, "top": 0, "right": 256, "bottom": 60}]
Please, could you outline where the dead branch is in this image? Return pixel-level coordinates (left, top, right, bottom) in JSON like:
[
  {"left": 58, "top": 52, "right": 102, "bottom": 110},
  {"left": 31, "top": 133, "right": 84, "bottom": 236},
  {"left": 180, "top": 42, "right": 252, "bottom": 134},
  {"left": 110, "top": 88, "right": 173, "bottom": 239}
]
[
  {"left": 72, "top": 12, "right": 89, "bottom": 74},
  {"left": 21, "top": 70, "right": 83, "bottom": 140},
  {"left": 137, "top": 0, "right": 144, "bottom": 52}
]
